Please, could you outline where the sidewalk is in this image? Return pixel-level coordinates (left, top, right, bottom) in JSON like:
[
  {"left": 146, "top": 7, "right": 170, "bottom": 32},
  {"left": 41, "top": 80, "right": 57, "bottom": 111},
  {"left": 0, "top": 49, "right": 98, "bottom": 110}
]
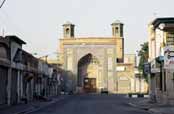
[
  {"left": 0, "top": 95, "right": 70, "bottom": 114},
  {"left": 128, "top": 98, "right": 174, "bottom": 114},
  {"left": 149, "top": 106, "right": 174, "bottom": 114}
]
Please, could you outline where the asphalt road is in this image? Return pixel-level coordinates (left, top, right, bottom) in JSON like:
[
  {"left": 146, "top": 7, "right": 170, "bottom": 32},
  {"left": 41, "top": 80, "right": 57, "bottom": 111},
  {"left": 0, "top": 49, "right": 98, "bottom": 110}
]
[{"left": 30, "top": 94, "right": 149, "bottom": 114}]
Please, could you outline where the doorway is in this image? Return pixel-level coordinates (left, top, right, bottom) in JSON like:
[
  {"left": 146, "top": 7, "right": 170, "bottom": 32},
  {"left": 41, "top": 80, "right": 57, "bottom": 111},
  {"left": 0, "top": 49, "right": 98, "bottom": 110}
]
[{"left": 84, "top": 78, "right": 96, "bottom": 93}]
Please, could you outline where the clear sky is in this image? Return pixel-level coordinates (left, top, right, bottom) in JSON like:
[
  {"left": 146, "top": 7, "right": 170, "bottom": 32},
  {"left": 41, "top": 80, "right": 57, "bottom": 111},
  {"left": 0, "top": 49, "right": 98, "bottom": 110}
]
[{"left": 0, "top": 0, "right": 173, "bottom": 57}]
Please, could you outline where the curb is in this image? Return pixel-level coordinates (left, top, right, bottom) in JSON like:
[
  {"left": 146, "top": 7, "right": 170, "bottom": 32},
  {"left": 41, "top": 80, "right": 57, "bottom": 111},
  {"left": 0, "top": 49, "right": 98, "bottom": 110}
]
[
  {"left": 14, "top": 95, "right": 71, "bottom": 114},
  {"left": 148, "top": 109, "right": 163, "bottom": 114},
  {"left": 128, "top": 102, "right": 164, "bottom": 114},
  {"left": 128, "top": 102, "right": 149, "bottom": 110},
  {"left": 127, "top": 94, "right": 150, "bottom": 98},
  {"left": 14, "top": 107, "right": 35, "bottom": 114}
]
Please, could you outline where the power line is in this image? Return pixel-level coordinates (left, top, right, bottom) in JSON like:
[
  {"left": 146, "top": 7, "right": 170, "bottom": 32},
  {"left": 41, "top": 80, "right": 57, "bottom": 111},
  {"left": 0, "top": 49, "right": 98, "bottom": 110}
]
[{"left": 0, "top": 0, "right": 6, "bottom": 9}]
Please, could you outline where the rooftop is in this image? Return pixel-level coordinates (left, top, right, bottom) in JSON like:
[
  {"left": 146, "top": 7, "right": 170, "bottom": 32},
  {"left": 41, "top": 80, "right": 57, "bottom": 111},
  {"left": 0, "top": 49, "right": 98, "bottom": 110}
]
[
  {"left": 5, "top": 35, "right": 26, "bottom": 44},
  {"left": 111, "top": 20, "right": 123, "bottom": 25},
  {"left": 63, "top": 21, "right": 74, "bottom": 26},
  {"left": 152, "top": 17, "right": 174, "bottom": 29}
]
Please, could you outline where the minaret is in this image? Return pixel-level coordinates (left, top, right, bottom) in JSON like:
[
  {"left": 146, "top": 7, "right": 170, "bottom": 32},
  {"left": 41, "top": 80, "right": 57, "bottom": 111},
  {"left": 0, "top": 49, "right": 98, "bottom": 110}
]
[
  {"left": 111, "top": 20, "right": 124, "bottom": 63},
  {"left": 111, "top": 20, "right": 124, "bottom": 38},
  {"left": 63, "top": 21, "right": 75, "bottom": 38}
]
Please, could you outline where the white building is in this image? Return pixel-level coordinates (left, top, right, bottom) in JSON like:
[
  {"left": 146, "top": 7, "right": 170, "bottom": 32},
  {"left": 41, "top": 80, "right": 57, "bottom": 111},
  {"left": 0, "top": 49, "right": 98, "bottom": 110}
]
[{"left": 148, "top": 17, "right": 174, "bottom": 104}]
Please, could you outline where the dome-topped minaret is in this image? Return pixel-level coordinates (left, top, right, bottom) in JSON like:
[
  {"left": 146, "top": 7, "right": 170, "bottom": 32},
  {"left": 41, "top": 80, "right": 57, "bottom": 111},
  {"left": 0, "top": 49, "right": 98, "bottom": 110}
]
[
  {"left": 63, "top": 21, "right": 75, "bottom": 38},
  {"left": 111, "top": 20, "right": 124, "bottom": 38}
]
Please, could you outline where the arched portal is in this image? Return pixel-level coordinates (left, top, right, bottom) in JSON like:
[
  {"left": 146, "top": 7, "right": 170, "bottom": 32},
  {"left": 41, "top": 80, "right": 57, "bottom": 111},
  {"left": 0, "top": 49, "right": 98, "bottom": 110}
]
[{"left": 77, "top": 53, "right": 100, "bottom": 93}]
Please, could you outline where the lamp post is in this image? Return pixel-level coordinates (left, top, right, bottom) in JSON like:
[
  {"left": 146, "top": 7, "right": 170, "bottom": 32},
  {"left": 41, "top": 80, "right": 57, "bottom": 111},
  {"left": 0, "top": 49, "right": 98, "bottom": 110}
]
[{"left": 135, "top": 50, "right": 139, "bottom": 93}]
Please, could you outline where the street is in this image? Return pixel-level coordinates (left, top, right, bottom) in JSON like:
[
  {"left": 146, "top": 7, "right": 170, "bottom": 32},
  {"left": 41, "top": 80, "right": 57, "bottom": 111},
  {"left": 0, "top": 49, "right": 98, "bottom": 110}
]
[{"left": 30, "top": 94, "right": 149, "bottom": 114}]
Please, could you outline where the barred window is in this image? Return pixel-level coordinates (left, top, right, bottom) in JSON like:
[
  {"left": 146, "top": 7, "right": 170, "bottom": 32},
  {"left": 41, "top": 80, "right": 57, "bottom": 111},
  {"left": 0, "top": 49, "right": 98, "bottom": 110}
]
[{"left": 166, "top": 32, "right": 174, "bottom": 46}]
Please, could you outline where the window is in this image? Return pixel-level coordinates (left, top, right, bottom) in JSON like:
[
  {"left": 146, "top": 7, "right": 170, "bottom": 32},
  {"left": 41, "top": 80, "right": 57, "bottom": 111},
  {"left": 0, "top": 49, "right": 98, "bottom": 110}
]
[
  {"left": 0, "top": 46, "right": 7, "bottom": 59},
  {"left": 66, "top": 28, "right": 70, "bottom": 35},
  {"left": 166, "top": 32, "right": 174, "bottom": 46},
  {"left": 120, "top": 26, "right": 123, "bottom": 37},
  {"left": 115, "top": 27, "right": 119, "bottom": 33}
]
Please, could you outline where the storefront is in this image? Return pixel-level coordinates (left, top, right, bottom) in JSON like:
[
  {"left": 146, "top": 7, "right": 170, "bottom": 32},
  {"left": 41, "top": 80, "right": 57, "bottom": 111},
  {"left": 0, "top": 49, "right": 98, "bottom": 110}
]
[{"left": 0, "top": 66, "right": 8, "bottom": 105}]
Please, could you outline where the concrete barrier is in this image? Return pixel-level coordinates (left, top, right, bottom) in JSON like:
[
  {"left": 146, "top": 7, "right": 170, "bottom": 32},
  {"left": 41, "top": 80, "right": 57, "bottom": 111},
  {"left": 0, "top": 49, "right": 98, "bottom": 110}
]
[{"left": 128, "top": 93, "right": 149, "bottom": 98}]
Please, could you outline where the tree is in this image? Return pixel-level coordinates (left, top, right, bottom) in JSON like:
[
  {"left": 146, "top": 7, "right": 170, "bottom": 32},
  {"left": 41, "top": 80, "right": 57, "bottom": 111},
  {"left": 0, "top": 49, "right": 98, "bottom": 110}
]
[{"left": 138, "top": 42, "right": 149, "bottom": 76}]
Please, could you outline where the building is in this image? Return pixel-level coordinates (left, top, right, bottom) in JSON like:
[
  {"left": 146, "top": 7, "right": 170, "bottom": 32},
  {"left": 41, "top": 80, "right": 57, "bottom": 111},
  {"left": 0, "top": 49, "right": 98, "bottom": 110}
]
[
  {"left": 124, "top": 54, "right": 136, "bottom": 66},
  {"left": 116, "top": 62, "right": 135, "bottom": 93},
  {"left": 59, "top": 21, "right": 124, "bottom": 93},
  {"left": 0, "top": 35, "right": 63, "bottom": 107},
  {"left": 117, "top": 54, "right": 148, "bottom": 93},
  {"left": 0, "top": 36, "right": 11, "bottom": 106},
  {"left": 148, "top": 17, "right": 174, "bottom": 104}
]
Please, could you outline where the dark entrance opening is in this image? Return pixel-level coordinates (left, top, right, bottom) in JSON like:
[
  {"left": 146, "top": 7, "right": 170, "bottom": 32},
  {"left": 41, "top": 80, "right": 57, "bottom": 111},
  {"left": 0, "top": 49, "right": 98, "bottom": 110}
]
[
  {"left": 84, "top": 78, "right": 96, "bottom": 93},
  {"left": 0, "top": 66, "right": 8, "bottom": 105}
]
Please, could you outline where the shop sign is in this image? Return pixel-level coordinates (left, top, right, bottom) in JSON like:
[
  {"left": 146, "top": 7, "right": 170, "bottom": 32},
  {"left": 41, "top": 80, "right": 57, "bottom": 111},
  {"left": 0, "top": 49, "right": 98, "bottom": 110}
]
[{"left": 164, "top": 46, "right": 174, "bottom": 69}]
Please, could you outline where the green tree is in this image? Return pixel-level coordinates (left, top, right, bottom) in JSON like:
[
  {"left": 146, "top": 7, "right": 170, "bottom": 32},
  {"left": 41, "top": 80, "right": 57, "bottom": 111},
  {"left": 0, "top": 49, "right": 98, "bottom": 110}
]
[{"left": 138, "top": 42, "right": 149, "bottom": 74}]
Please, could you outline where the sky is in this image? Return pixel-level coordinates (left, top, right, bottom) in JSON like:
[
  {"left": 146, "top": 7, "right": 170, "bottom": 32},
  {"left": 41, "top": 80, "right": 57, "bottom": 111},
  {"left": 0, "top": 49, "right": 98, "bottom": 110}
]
[{"left": 0, "top": 0, "right": 174, "bottom": 58}]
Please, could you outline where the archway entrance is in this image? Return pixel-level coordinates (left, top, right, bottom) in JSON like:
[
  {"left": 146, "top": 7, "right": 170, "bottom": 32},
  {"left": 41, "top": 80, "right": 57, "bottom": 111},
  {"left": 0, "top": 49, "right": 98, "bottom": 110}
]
[{"left": 77, "top": 53, "right": 100, "bottom": 93}]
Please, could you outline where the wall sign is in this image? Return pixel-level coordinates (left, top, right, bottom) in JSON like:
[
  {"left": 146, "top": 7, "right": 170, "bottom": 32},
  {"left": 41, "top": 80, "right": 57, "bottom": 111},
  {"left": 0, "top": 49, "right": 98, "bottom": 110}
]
[{"left": 164, "top": 46, "right": 174, "bottom": 69}]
